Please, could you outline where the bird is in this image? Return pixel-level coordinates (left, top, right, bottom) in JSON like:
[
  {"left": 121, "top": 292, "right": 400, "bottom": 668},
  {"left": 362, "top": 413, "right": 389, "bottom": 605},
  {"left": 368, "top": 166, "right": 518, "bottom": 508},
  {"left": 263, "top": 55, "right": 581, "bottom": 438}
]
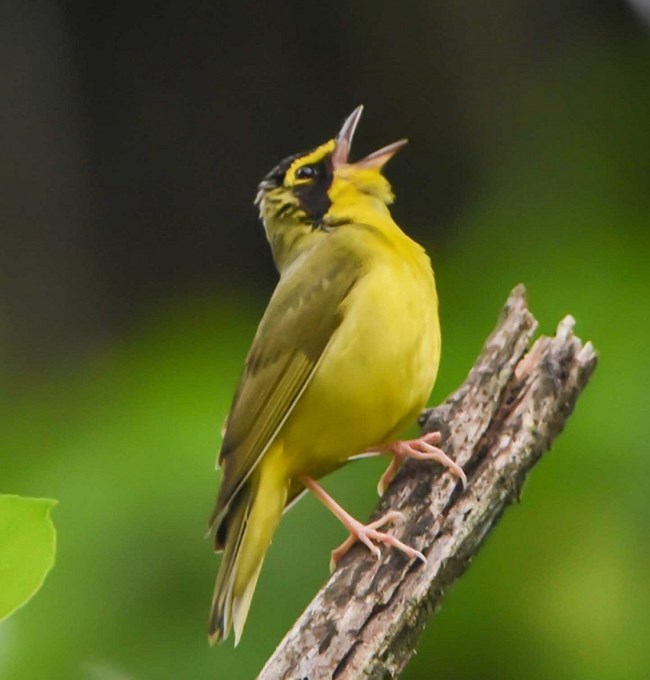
[{"left": 207, "top": 106, "right": 465, "bottom": 645}]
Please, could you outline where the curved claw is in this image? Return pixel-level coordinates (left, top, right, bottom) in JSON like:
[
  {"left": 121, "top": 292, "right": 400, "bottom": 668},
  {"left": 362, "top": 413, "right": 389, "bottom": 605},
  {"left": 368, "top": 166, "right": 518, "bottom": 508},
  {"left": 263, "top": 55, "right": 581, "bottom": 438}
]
[
  {"left": 301, "top": 475, "right": 426, "bottom": 573},
  {"left": 387, "top": 433, "right": 467, "bottom": 489},
  {"left": 329, "top": 509, "right": 420, "bottom": 572}
]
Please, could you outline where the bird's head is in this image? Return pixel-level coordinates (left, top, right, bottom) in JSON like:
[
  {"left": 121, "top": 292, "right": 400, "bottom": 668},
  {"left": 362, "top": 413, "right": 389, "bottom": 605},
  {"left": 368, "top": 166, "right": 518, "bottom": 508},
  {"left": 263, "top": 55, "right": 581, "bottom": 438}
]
[{"left": 255, "top": 106, "right": 407, "bottom": 270}]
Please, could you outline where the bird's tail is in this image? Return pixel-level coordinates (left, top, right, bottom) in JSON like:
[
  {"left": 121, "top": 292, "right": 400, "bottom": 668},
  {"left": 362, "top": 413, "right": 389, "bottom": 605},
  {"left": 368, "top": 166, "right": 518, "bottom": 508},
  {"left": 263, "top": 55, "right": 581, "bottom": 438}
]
[{"left": 208, "top": 462, "right": 287, "bottom": 645}]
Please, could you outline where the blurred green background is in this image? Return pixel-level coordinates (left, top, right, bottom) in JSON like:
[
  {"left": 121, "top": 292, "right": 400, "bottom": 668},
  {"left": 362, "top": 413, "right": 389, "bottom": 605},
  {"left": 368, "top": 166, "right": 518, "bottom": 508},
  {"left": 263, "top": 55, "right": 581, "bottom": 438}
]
[{"left": 2, "top": 2, "right": 649, "bottom": 678}]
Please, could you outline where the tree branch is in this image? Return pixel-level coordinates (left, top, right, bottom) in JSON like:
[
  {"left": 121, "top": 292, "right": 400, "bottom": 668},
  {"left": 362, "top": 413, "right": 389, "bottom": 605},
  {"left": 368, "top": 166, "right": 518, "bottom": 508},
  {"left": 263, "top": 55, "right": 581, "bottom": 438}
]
[{"left": 258, "top": 285, "right": 598, "bottom": 680}]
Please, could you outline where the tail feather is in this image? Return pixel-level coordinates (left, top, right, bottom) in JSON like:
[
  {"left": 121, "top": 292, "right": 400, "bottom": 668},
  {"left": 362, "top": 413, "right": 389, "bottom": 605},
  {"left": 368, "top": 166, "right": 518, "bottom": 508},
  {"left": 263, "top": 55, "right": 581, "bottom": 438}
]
[
  {"left": 231, "top": 560, "right": 264, "bottom": 645},
  {"left": 208, "top": 483, "right": 252, "bottom": 644},
  {"left": 208, "top": 466, "right": 286, "bottom": 645}
]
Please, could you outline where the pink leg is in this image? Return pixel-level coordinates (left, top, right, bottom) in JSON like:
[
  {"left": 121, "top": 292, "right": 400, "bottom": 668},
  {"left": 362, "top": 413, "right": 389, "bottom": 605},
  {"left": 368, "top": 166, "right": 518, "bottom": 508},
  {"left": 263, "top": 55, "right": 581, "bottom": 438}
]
[
  {"left": 301, "top": 476, "right": 425, "bottom": 572},
  {"left": 377, "top": 431, "right": 467, "bottom": 496}
]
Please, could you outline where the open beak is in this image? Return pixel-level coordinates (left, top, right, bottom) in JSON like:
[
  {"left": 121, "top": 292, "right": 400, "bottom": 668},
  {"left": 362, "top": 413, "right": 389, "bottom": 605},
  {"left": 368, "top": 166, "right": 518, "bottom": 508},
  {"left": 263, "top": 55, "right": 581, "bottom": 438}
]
[{"left": 332, "top": 105, "right": 408, "bottom": 170}]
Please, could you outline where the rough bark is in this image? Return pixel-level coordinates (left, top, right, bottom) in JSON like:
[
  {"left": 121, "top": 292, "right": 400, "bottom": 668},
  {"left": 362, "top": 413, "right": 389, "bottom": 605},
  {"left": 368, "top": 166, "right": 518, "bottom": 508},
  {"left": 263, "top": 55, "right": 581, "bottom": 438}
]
[{"left": 258, "top": 285, "right": 598, "bottom": 680}]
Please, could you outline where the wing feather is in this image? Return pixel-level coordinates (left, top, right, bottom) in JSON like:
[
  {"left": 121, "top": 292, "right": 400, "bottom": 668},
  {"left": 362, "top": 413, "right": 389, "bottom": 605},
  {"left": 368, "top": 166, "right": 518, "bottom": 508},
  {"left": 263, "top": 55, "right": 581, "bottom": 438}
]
[{"left": 210, "top": 240, "right": 362, "bottom": 539}]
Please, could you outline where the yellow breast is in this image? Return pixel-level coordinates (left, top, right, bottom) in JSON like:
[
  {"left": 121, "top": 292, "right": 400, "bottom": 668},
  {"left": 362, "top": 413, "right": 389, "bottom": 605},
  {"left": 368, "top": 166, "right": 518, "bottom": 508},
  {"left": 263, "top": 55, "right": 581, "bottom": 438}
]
[{"left": 280, "top": 219, "right": 440, "bottom": 477}]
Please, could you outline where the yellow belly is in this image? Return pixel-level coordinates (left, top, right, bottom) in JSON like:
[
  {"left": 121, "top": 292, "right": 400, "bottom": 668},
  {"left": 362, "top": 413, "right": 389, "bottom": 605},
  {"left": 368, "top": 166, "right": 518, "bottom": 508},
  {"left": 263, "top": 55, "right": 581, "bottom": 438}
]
[{"left": 278, "top": 250, "right": 440, "bottom": 481}]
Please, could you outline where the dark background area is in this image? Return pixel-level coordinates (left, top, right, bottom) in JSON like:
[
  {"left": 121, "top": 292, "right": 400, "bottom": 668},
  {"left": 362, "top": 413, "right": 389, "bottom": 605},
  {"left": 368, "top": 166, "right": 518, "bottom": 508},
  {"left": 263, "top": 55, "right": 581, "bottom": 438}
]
[
  {"left": 2, "top": 0, "right": 635, "bottom": 371},
  {"left": 2, "top": 1, "right": 649, "bottom": 678}
]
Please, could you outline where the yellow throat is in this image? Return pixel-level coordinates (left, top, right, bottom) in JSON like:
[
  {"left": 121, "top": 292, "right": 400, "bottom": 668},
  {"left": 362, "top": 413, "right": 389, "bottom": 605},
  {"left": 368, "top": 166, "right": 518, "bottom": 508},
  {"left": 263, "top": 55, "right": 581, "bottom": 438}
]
[{"left": 255, "top": 105, "right": 408, "bottom": 272}]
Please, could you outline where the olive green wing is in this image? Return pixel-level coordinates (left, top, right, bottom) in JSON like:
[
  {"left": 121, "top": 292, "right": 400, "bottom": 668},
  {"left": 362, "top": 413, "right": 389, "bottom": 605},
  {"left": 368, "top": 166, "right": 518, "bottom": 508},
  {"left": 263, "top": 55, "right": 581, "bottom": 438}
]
[{"left": 210, "top": 246, "right": 362, "bottom": 543}]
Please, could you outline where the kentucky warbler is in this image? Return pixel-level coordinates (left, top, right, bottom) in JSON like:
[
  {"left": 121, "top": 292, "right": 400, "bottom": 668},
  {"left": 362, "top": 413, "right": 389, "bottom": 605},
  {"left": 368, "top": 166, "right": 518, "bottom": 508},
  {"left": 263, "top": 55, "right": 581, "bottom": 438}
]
[{"left": 208, "top": 106, "right": 465, "bottom": 645}]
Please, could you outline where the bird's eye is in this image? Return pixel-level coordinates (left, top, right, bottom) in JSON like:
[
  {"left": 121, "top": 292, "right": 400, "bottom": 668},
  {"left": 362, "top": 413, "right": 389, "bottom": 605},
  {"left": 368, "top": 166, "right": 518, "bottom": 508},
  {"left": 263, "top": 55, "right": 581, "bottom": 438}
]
[{"left": 295, "top": 165, "right": 317, "bottom": 180}]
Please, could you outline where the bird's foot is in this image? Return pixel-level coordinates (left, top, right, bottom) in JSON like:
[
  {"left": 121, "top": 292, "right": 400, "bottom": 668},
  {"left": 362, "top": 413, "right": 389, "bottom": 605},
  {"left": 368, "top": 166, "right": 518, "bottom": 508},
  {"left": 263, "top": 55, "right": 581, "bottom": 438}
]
[
  {"left": 300, "top": 476, "right": 425, "bottom": 573},
  {"left": 329, "top": 509, "right": 425, "bottom": 572},
  {"left": 377, "top": 431, "right": 467, "bottom": 495}
]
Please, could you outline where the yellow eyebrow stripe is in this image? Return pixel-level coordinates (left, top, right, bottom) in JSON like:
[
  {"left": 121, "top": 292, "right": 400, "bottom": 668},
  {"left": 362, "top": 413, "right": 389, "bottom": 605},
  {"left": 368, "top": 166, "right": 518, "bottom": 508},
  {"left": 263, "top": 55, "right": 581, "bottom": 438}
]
[{"left": 286, "top": 140, "right": 336, "bottom": 184}]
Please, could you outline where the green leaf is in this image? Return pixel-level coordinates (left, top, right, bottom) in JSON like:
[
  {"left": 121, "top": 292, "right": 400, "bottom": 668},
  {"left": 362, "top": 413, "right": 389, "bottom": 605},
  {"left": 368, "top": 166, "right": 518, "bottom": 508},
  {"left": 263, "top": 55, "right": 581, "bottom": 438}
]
[{"left": 0, "top": 494, "right": 57, "bottom": 623}]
